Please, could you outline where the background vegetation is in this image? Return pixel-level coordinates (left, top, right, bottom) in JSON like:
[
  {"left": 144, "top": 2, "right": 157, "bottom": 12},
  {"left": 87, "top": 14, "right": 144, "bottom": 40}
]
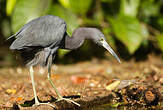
[{"left": 0, "top": 0, "right": 163, "bottom": 64}]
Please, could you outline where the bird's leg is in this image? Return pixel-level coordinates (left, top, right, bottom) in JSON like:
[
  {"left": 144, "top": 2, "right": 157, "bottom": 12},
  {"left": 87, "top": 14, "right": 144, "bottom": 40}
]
[
  {"left": 30, "top": 66, "right": 39, "bottom": 104},
  {"left": 47, "top": 55, "right": 80, "bottom": 106},
  {"left": 29, "top": 66, "right": 55, "bottom": 108},
  {"left": 47, "top": 64, "right": 62, "bottom": 99}
]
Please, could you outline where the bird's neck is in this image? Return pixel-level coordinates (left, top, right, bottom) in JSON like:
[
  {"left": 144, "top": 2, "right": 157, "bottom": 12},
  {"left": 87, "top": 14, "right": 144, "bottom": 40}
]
[{"left": 64, "top": 28, "right": 94, "bottom": 50}]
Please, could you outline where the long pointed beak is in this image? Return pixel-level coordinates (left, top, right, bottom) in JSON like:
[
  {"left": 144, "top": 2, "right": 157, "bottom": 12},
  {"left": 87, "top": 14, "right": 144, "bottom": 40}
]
[{"left": 101, "top": 40, "right": 121, "bottom": 63}]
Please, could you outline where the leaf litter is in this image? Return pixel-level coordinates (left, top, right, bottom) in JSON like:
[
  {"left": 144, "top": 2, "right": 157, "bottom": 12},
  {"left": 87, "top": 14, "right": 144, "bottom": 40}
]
[{"left": 0, "top": 55, "right": 162, "bottom": 110}]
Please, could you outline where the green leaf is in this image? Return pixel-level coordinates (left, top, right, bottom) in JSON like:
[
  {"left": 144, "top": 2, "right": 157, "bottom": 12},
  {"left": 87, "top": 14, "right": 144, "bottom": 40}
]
[
  {"left": 11, "top": 0, "right": 52, "bottom": 33},
  {"left": 120, "top": 0, "right": 140, "bottom": 17},
  {"left": 48, "top": 4, "right": 79, "bottom": 35},
  {"left": 58, "top": 0, "right": 70, "bottom": 8},
  {"left": 58, "top": 0, "right": 93, "bottom": 15},
  {"left": 6, "top": 0, "right": 17, "bottom": 16},
  {"left": 157, "top": 34, "right": 163, "bottom": 52},
  {"left": 109, "top": 16, "right": 144, "bottom": 54}
]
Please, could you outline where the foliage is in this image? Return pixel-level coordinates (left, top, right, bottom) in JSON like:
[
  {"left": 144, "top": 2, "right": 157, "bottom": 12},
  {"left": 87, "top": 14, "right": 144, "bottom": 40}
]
[
  {"left": 109, "top": 16, "right": 144, "bottom": 54},
  {"left": 48, "top": 4, "right": 79, "bottom": 35},
  {"left": 11, "top": 0, "right": 52, "bottom": 33},
  {"left": 58, "top": 0, "right": 93, "bottom": 15},
  {"left": 157, "top": 34, "right": 163, "bottom": 52},
  {"left": 0, "top": 0, "right": 163, "bottom": 59},
  {"left": 6, "top": 0, "right": 17, "bottom": 16}
]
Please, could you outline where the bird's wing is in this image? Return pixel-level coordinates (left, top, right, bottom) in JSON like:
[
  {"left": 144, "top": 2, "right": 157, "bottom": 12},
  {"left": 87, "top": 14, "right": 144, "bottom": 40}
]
[
  {"left": 10, "top": 15, "right": 67, "bottom": 50},
  {"left": 7, "top": 22, "right": 31, "bottom": 40}
]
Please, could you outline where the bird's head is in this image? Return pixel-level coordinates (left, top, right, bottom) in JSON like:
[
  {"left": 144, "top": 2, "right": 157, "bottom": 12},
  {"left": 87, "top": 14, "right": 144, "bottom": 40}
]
[{"left": 90, "top": 28, "right": 121, "bottom": 63}]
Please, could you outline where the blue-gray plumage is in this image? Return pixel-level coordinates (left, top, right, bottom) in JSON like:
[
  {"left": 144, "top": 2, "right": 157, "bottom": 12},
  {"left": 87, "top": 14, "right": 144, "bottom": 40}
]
[{"left": 9, "top": 15, "right": 121, "bottom": 107}]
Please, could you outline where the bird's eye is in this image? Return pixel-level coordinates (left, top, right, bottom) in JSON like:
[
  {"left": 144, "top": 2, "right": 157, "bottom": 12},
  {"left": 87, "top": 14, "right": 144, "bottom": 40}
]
[{"left": 100, "top": 38, "right": 104, "bottom": 41}]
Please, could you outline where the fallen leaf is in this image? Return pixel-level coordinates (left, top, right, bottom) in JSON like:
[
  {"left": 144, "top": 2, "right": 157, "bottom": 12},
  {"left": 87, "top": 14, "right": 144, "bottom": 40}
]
[
  {"left": 17, "top": 97, "right": 23, "bottom": 101},
  {"left": 71, "top": 76, "right": 88, "bottom": 84},
  {"left": 106, "top": 80, "right": 121, "bottom": 91},
  {"left": 6, "top": 89, "right": 16, "bottom": 94}
]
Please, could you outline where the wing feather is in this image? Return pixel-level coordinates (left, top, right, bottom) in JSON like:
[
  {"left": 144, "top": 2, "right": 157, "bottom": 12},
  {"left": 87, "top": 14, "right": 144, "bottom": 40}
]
[{"left": 10, "top": 15, "right": 67, "bottom": 50}]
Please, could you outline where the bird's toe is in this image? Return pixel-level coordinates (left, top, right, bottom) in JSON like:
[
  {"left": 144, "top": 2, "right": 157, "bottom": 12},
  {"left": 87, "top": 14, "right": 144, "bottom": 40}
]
[
  {"left": 32, "top": 102, "right": 55, "bottom": 108},
  {"left": 56, "top": 97, "right": 80, "bottom": 106}
]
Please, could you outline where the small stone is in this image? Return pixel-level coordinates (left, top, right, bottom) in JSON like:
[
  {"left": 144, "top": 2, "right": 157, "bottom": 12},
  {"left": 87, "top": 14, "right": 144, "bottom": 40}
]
[
  {"left": 93, "top": 91, "right": 98, "bottom": 94},
  {"left": 90, "top": 83, "right": 95, "bottom": 87},
  {"left": 106, "top": 68, "right": 113, "bottom": 74},
  {"left": 159, "top": 78, "right": 163, "bottom": 85},
  {"left": 97, "top": 84, "right": 101, "bottom": 88},
  {"left": 153, "top": 75, "right": 159, "bottom": 82},
  {"left": 16, "top": 67, "right": 22, "bottom": 74}
]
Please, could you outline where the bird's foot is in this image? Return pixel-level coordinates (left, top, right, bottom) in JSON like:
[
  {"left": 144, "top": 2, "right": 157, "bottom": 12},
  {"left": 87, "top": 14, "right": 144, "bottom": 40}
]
[
  {"left": 56, "top": 97, "right": 80, "bottom": 106},
  {"left": 33, "top": 101, "right": 55, "bottom": 108}
]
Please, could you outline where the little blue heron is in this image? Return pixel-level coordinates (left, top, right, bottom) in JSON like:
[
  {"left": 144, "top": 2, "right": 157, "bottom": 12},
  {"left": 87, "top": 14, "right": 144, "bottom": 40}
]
[{"left": 9, "top": 15, "right": 121, "bottom": 107}]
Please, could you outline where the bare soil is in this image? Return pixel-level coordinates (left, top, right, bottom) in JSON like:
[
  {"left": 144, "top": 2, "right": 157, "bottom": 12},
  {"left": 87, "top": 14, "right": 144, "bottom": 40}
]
[{"left": 0, "top": 55, "right": 163, "bottom": 110}]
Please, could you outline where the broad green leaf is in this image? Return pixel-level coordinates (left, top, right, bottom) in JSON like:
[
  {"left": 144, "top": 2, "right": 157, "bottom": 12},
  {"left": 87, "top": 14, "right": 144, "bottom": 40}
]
[
  {"left": 6, "top": 0, "right": 17, "bottom": 16},
  {"left": 11, "top": 0, "right": 52, "bottom": 33},
  {"left": 48, "top": 4, "right": 79, "bottom": 35},
  {"left": 58, "top": 0, "right": 70, "bottom": 8},
  {"left": 157, "top": 34, "right": 163, "bottom": 52},
  {"left": 109, "top": 16, "right": 143, "bottom": 54},
  {"left": 120, "top": 0, "right": 140, "bottom": 17},
  {"left": 58, "top": 0, "right": 93, "bottom": 15}
]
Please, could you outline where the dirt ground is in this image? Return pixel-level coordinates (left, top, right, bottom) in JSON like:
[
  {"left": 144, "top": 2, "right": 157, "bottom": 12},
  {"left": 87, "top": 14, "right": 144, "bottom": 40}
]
[{"left": 0, "top": 55, "right": 163, "bottom": 110}]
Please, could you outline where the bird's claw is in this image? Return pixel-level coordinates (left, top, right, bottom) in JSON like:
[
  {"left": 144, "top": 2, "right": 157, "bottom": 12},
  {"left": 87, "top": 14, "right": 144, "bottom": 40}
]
[
  {"left": 32, "top": 102, "right": 55, "bottom": 108},
  {"left": 56, "top": 97, "right": 80, "bottom": 106}
]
